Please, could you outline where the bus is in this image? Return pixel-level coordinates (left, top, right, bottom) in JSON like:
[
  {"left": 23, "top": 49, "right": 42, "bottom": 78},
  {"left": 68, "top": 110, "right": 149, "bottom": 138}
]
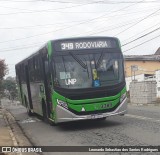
[{"left": 15, "top": 37, "right": 127, "bottom": 124}]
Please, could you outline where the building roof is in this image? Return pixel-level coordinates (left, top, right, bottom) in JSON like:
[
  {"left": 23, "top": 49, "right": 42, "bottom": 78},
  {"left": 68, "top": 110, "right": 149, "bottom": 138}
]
[
  {"left": 124, "top": 55, "right": 160, "bottom": 61},
  {"left": 124, "top": 47, "right": 160, "bottom": 61},
  {"left": 155, "top": 47, "right": 160, "bottom": 55}
]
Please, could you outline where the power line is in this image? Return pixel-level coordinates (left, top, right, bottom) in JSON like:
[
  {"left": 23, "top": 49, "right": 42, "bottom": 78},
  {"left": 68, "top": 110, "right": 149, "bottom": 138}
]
[
  {"left": 3, "top": 0, "right": 146, "bottom": 16},
  {"left": 123, "top": 33, "right": 160, "bottom": 52},
  {"left": 122, "top": 26, "right": 160, "bottom": 46},
  {"left": 87, "top": 14, "right": 160, "bottom": 36},
  {"left": 114, "top": 7, "right": 160, "bottom": 36},
  {"left": 0, "top": 1, "right": 159, "bottom": 11},
  {"left": 0, "top": 2, "right": 92, "bottom": 16},
  {"left": 1, "top": 0, "right": 160, "bottom": 4},
  {"left": 0, "top": 14, "right": 148, "bottom": 52},
  {"left": 0, "top": 13, "right": 145, "bottom": 51},
  {"left": 0, "top": 42, "right": 43, "bottom": 52},
  {"left": 77, "top": 12, "right": 160, "bottom": 37},
  {"left": 0, "top": 20, "right": 87, "bottom": 30},
  {"left": 0, "top": 5, "right": 158, "bottom": 16},
  {"left": 0, "top": 1, "right": 143, "bottom": 44},
  {"left": 74, "top": 18, "right": 140, "bottom": 37},
  {"left": 1, "top": 6, "right": 159, "bottom": 30},
  {"left": 122, "top": 21, "right": 160, "bottom": 43},
  {"left": 0, "top": 0, "right": 146, "bottom": 16},
  {"left": 2, "top": 20, "right": 159, "bottom": 53}
]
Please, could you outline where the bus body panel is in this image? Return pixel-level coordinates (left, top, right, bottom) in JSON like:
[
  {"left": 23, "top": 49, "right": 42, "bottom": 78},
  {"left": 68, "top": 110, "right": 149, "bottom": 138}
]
[
  {"left": 21, "top": 83, "right": 28, "bottom": 106},
  {"left": 51, "top": 86, "right": 127, "bottom": 123},
  {"left": 15, "top": 37, "right": 127, "bottom": 124},
  {"left": 29, "top": 82, "right": 43, "bottom": 115},
  {"left": 56, "top": 97, "right": 127, "bottom": 123}
]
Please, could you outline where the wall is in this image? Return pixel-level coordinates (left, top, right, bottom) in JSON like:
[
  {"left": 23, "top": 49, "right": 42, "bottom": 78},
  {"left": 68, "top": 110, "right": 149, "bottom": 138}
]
[
  {"left": 126, "top": 74, "right": 145, "bottom": 91},
  {"left": 130, "top": 81, "right": 157, "bottom": 104},
  {"left": 156, "top": 70, "right": 160, "bottom": 98}
]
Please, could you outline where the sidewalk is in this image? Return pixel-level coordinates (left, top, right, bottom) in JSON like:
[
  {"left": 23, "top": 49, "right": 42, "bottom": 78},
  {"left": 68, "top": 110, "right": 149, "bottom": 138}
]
[
  {"left": 0, "top": 108, "right": 13, "bottom": 146},
  {"left": 0, "top": 99, "right": 39, "bottom": 155},
  {"left": 0, "top": 106, "right": 15, "bottom": 155}
]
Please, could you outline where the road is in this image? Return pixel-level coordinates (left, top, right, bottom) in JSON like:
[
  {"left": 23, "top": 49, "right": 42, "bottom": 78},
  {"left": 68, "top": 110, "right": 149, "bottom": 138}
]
[{"left": 1, "top": 99, "right": 160, "bottom": 155}]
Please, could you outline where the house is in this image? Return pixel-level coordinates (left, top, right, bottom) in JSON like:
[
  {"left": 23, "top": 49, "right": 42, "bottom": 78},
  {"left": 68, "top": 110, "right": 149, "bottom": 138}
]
[
  {"left": 124, "top": 47, "right": 160, "bottom": 98},
  {"left": 124, "top": 49, "right": 160, "bottom": 77}
]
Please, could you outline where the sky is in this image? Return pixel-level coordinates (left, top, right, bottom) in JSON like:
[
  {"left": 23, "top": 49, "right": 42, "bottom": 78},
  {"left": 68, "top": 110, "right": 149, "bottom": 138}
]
[{"left": 0, "top": 0, "right": 160, "bottom": 77}]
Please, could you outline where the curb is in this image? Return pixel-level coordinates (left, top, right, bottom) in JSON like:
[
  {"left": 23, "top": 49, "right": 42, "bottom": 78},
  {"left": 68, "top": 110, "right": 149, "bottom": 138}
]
[
  {"left": 4, "top": 108, "right": 43, "bottom": 155},
  {"left": 3, "top": 111, "right": 22, "bottom": 155}
]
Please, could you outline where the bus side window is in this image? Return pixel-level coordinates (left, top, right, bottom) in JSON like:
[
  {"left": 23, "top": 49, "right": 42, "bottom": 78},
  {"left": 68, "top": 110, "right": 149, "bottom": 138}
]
[
  {"left": 45, "top": 61, "right": 49, "bottom": 75},
  {"left": 34, "top": 57, "right": 41, "bottom": 82},
  {"left": 20, "top": 64, "right": 26, "bottom": 83},
  {"left": 29, "top": 58, "right": 35, "bottom": 82},
  {"left": 45, "top": 61, "right": 52, "bottom": 86}
]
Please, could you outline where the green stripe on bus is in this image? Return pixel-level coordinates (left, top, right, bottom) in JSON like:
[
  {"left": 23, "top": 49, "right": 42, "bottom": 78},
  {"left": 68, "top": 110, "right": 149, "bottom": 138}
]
[{"left": 47, "top": 41, "right": 52, "bottom": 58}]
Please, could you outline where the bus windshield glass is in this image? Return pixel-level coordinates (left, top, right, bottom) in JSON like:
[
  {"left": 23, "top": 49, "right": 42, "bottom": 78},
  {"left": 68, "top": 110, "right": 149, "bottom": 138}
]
[{"left": 53, "top": 52, "right": 124, "bottom": 89}]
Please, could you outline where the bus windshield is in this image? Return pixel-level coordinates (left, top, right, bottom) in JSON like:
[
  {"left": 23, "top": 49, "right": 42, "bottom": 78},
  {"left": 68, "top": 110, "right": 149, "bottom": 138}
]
[{"left": 53, "top": 52, "right": 124, "bottom": 89}]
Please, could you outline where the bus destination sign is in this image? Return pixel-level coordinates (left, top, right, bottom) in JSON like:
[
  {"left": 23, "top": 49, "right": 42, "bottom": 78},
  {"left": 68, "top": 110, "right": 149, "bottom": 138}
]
[{"left": 55, "top": 39, "right": 117, "bottom": 51}]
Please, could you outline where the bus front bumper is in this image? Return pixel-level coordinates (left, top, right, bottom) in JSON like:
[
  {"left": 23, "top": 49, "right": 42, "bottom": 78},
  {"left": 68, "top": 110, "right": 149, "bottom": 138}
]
[{"left": 56, "top": 98, "right": 128, "bottom": 123}]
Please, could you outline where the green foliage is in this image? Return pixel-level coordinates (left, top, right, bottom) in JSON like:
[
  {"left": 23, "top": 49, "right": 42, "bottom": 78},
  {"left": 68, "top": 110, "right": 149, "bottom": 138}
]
[
  {"left": 0, "top": 59, "right": 8, "bottom": 98},
  {"left": 0, "top": 59, "right": 8, "bottom": 80},
  {"left": 2, "top": 77, "right": 18, "bottom": 100}
]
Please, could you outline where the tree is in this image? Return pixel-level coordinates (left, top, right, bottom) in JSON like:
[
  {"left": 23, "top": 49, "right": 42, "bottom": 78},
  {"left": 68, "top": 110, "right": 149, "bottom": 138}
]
[
  {"left": 0, "top": 60, "right": 8, "bottom": 104},
  {"left": 0, "top": 59, "right": 8, "bottom": 80},
  {"left": 2, "top": 77, "right": 18, "bottom": 101}
]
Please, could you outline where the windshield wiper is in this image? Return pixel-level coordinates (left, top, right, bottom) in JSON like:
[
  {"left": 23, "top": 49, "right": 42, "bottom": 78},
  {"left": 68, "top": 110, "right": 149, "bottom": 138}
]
[
  {"left": 96, "top": 52, "right": 104, "bottom": 69},
  {"left": 69, "top": 52, "right": 87, "bottom": 69}
]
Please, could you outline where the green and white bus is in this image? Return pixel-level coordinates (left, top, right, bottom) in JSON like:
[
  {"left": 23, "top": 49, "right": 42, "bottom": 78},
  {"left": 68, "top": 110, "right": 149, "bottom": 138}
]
[{"left": 15, "top": 37, "right": 127, "bottom": 124}]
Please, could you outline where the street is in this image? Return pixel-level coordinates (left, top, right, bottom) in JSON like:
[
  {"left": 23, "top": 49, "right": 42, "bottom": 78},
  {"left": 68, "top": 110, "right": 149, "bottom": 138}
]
[{"left": 1, "top": 99, "right": 160, "bottom": 155}]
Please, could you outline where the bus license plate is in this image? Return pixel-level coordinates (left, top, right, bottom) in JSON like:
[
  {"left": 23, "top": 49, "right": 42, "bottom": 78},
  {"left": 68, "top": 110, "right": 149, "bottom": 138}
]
[{"left": 91, "top": 114, "right": 104, "bottom": 119}]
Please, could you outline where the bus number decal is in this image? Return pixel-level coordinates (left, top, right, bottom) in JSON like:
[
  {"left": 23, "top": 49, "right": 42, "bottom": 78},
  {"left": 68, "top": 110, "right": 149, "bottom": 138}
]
[
  {"left": 60, "top": 72, "right": 71, "bottom": 79},
  {"left": 65, "top": 79, "right": 77, "bottom": 85},
  {"left": 61, "top": 43, "right": 74, "bottom": 50}
]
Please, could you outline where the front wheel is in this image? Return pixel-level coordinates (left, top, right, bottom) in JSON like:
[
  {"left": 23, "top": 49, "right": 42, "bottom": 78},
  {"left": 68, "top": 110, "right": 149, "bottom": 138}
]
[{"left": 27, "top": 108, "right": 33, "bottom": 116}]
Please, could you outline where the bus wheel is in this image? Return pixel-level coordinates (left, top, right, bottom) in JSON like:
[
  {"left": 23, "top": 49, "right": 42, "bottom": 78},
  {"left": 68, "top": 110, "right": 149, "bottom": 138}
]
[{"left": 24, "top": 96, "right": 33, "bottom": 116}]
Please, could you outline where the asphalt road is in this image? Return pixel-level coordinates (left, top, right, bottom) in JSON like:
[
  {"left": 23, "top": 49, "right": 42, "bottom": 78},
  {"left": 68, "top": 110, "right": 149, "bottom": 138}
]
[{"left": 1, "top": 99, "right": 160, "bottom": 155}]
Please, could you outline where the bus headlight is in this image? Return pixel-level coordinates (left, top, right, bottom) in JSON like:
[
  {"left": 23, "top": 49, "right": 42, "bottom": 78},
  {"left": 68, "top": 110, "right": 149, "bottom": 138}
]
[
  {"left": 57, "top": 99, "right": 68, "bottom": 109},
  {"left": 120, "top": 92, "right": 127, "bottom": 103}
]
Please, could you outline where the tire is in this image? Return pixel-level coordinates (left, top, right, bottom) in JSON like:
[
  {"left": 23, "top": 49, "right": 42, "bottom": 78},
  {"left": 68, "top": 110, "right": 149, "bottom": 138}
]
[{"left": 27, "top": 108, "right": 33, "bottom": 116}]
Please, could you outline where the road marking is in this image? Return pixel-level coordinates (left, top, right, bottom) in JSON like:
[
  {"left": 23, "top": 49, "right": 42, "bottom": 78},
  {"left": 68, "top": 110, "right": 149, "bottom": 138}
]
[
  {"left": 20, "top": 117, "right": 41, "bottom": 124},
  {"left": 34, "top": 118, "right": 41, "bottom": 122},
  {"left": 126, "top": 114, "right": 160, "bottom": 123}
]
